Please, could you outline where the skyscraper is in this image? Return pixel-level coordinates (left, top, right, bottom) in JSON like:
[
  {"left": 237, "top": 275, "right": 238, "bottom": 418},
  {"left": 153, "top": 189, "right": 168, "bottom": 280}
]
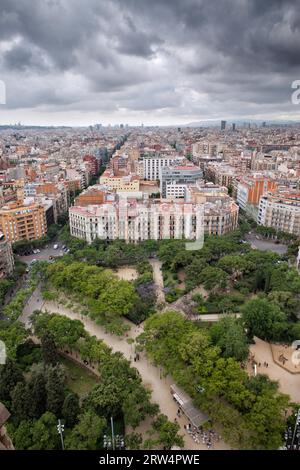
[{"left": 221, "top": 120, "right": 226, "bottom": 130}]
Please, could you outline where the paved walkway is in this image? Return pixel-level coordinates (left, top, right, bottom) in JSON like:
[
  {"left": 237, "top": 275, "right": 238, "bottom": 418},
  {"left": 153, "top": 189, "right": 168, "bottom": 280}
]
[
  {"left": 149, "top": 259, "right": 165, "bottom": 305},
  {"left": 20, "top": 287, "right": 229, "bottom": 450}
]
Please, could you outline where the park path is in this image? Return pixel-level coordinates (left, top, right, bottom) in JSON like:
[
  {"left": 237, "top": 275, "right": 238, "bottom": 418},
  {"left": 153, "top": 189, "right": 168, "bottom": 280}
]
[
  {"left": 149, "top": 259, "right": 165, "bottom": 305},
  {"left": 20, "top": 286, "right": 229, "bottom": 451}
]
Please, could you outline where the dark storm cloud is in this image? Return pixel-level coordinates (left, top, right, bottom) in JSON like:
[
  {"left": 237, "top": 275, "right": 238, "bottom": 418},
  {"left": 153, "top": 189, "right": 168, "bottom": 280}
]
[{"left": 0, "top": 0, "right": 300, "bottom": 122}]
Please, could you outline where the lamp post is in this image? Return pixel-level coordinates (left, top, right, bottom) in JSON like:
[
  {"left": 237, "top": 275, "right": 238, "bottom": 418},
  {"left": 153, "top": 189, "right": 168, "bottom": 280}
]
[
  {"left": 111, "top": 416, "right": 115, "bottom": 451},
  {"left": 103, "top": 417, "right": 125, "bottom": 450},
  {"left": 291, "top": 409, "right": 300, "bottom": 449},
  {"left": 57, "top": 419, "right": 65, "bottom": 450}
]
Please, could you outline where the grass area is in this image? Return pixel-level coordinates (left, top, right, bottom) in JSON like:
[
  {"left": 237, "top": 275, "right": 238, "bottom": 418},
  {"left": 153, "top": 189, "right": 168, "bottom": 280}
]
[{"left": 59, "top": 356, "right": 98, "bottom": 397}]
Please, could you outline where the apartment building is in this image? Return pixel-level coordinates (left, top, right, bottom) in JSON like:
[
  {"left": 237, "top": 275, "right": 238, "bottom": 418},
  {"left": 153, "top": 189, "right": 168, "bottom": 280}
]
[
  {"left": 205, "top": 163, "right": 237, "bottom": 188},
  {"left": 142, "top": 155, "right": 185, "bottom": 180},
  {"left": 187, "top": 183, "right": 239, "bottom": 235},
  {"left": 83, "top": 154, "right": 99, "bottom": 175},
  {"left": 0, "top": 200, "right": 47, "bottom": 242},
  {"left": 204, "top": 200, "right": 239, "bottom": 236},
  {"left": 251, "top": 153, "right": 279, "bottom": 172},
  {"left": 0, "top": 233, "right": 14, "bottom": 279},
  {"left": 69, "top": 195, "right": 204, "bottom": 244},
  {"left": 99, "top": 169, "right": 140, "bottom": 191},
  {"left": 258, "top": 192, "right": 300, "bottom": 236},
  {"left": 160, "top": 165, "right": 203, "bottom": 198},
  {"left": 237, "top": 175, "right": 277, "bottom": 216}
]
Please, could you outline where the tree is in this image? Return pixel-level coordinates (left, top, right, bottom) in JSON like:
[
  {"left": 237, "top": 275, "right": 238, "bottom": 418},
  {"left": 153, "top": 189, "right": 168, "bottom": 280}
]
[
  {"left": 62, "top": 393, "right": 80, "bottom": 428},
  {"left": 199, "top": 266, "right": 228, "bottom": 292},
  {"left": 30, "top": 412, "right": 60, "bottom": 450},
  {"left": 33, "top": 312, "right": 85, "bottom": 349},
  {"left": 218, "top": 255, "right": 253, "bottom": 280},
  {"left": 146, "top": 414, "right": 184, "bottom": 450},
  {"left": 65, "top": 411, "right": 106, "bottom": 450},
  {"left": 0, "top": 358, "right": 24, "bottom": 402},
  {"left": 0, "top": 321, "right": 28, "bottom": 360},
  {"left": 210, "top": 317, "right": 249, "bottom": 361},
  {"left": 242, "top": 298, "right": 286, "bottom": 341},
  {"left": 46, "top": 364, "right": 66, "bottom": 416},
  {"left": 122, "top": 387, "right": 159, "bottom": 428},
  {"left": 9, "top": 420, "right": 34, "bottom": 450},
  {"left": 183, "top": 258, "right": 207, "bottom": 289},
  {"left": 85, "top": 382, "right": 123, "bottom": 417},
  {"left": 178, "top": 330, "right": 220, "bottom": 378},
  {"left": 28, "top": 372, "right": 47, "bottom": 419},
  {"left": 41, "top": 331, "right": 58, "bottom": 365},
  {"left": 11, "top": 382, "right": 32, "bottom": 423},
  {"left": 246, "top": 393, "right": 289, "bottom": 449},
  {"left": 125, "top": 432, "right": 143, "bottom": 450}
]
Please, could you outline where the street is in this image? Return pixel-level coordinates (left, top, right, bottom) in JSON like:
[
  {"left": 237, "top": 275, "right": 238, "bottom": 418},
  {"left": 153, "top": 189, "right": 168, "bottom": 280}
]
[
  {"left": 17, "top": 243, "right": 66, "bottom": 265},
  {"left": 244, "top": 233, "right": 287, "bottom": 254}
]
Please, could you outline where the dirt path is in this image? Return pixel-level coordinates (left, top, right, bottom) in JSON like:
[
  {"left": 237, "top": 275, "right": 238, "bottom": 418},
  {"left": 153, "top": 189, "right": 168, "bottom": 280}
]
[{"left": 149, "top": 259, "right": 165, "bottom": 305}]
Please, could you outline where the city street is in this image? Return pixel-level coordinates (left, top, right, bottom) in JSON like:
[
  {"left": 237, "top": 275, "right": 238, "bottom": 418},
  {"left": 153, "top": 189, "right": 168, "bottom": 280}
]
[
  {"left": 18, "top": 244, "right": 65, "bottom": 265},
  {"left": 244, "top": 233, "right": 287, "bottom": 255}
]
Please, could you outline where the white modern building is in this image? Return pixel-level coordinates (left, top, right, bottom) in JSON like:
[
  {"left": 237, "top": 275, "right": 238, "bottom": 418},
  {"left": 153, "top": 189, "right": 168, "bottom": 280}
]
[{"left": 142, "top": 155, "right": 185, "bottom": 181}]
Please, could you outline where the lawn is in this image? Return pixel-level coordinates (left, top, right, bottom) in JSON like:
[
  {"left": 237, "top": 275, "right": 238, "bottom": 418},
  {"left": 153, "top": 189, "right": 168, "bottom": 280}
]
[{"left": 59, "top": 356, "right": 98, "bottom": 397}]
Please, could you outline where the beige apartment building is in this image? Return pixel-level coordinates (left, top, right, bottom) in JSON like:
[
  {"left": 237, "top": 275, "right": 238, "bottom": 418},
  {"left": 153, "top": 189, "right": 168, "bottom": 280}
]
[
  {"left": 100, "top": 169, "right": 140, "bottom": 191},
  {"left": 0, "top": 201, "right": 47, "bottom": 242},
  {"left": 258, "top": 192, "right": 300, "bottom": 236}
]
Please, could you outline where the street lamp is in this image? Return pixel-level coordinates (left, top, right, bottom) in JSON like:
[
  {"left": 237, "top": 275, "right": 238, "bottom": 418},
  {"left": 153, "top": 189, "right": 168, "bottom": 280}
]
[
  {"left": 103, "top": 417, "right": 125, "bottom": 450},
  {"left": 57, "top": 419, "right": 65, "bottom": 450},
  {"left": 291, "top": 409, "right": 300, "bottom": 449},
  {"left": 284, "top": 409, "right": 300, "bottom": 450}
]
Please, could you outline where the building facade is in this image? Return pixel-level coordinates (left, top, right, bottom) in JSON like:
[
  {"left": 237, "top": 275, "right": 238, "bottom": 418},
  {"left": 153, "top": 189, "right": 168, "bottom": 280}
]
[
  {"left": 160, "top": 165, "right": 203, "bottom": 197},
  {"left": 142, "top": 156, "right": 184, "bottom": 180},
  {"left": 0, "top": 201, "right": 47, "bottom": 242},
  {"left": 258, "top": 193, "right": 300, "bottom": 236},
  {"left": 69, "top": 196, "right": 204, "bottom": 244}
]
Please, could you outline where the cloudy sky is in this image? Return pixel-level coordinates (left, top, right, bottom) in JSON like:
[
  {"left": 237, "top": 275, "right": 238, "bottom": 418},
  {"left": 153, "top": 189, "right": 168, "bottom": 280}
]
[{"left": 0, "top": 0, "right": 300, "bottom": 126}]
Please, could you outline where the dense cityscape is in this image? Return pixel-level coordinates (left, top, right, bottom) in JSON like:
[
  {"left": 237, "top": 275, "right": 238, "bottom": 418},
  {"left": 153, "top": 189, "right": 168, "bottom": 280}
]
[{"left": 0, "top": 0, "right": 300, "bottom": 460}]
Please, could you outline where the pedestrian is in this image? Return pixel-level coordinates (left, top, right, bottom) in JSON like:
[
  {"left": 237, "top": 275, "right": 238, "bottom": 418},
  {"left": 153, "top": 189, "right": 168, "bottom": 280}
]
[{"left": 258, "top": 362, "right": 261, "bottom": 367}]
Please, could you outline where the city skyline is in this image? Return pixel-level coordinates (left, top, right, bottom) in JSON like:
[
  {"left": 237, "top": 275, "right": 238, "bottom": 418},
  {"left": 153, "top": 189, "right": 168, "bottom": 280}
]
[{"left": 1, "top": 0, "right": 300, "bottom": 126}]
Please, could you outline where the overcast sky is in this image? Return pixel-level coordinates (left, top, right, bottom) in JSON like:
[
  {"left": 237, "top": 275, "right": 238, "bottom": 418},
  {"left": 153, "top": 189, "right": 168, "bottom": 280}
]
[{"left": 0, "top": 0, "right": 300, "bottom": 126}]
